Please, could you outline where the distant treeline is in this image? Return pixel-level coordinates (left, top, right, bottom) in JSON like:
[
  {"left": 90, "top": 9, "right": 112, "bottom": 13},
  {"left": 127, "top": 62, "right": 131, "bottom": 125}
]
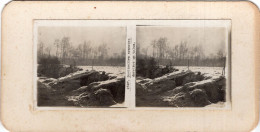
[
  {"left": 38, "top": 37, "right": 125, "bottom": 66},
  {"left": 137, "top": 37, "right": 226, "bottom": 67}
]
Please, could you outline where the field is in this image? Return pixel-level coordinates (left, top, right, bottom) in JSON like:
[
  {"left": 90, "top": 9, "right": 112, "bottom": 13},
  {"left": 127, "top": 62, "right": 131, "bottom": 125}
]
[
  {"left": 78, "top": 66, "right": 125, "bottom": 78},
  {"left": 175, "top": 66, "right": 226, "bottom": 76}
]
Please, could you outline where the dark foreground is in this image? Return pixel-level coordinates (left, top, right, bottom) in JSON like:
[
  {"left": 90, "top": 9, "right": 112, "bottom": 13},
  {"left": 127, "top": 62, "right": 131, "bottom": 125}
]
[
  {"left": 136, "top": 70, "right": 226, "bottom": 107},
  {"left": 38, "top": 67, "right": 125, "bottom": 107}
]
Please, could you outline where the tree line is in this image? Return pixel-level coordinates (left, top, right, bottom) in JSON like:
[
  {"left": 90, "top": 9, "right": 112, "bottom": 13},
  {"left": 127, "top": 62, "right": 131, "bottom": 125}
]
[
  {"left": 137, "top": 37, "right": 226, "bottom": 67},
  {"left": 38, "top": 37, "right": 125, "bottom": 66}
]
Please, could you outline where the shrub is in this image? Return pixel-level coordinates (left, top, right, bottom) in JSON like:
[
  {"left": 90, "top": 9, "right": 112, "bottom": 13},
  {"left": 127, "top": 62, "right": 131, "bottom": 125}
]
[
  {"left": 136, "top": 57, "right": 175, "bottom": 79},
  {"left": 136, "top": 58, "right": 146, "bottom": 77},
  {"left": 38, "top": 56, "right": 61, "bottom": 78}
]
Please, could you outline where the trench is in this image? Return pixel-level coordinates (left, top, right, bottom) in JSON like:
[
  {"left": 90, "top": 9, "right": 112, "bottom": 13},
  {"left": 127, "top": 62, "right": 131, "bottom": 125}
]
[
  {"left": 136, "top": 71, "right": 226, "bottom": 107},
  {"left": 38, "top": 70, "right": 125, "bottom": 107}
]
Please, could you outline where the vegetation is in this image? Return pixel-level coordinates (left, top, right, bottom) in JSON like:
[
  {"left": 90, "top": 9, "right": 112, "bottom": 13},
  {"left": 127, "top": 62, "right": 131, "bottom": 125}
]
[
  {"left": 137, "top": 37, "right": 226, "bottom": 67},
  {"left": 136, "top": 57, "right": 175, "bottom": 79},
  {"left": 38, "top": 56, "right": 81, "bottom": 78},
  {"left": 38, "top": 37, "right": 125, "bottom": 67},
  {"left": 37, "top": 56, "right": 61, "bottom": 78}
]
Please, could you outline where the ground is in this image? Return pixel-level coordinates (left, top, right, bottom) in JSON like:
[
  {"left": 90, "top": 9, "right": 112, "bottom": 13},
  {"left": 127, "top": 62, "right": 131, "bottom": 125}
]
[
  {"left": 37, "top": 65, "right": 125, "bottom": 107},
  {"left": 37, "top": 65, "right": 228, "bottom": 108},
  {"left": 136, "top": 66, "right": 229, "bottom": 108}
]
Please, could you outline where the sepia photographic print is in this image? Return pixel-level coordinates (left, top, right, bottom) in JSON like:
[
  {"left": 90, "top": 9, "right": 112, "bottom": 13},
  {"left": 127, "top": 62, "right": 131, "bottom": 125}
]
[
  {"left": 35, "top": 21, "right": 127, "bottom": 108},
  {"left": 2, "top": 2, "right": 259, "bottom": 132},
  {"left": 34, "top": 20, "right": 231, "bottom": 109},
  {"left": 136, "top": 21, "right": 231, "bottom": 108}
]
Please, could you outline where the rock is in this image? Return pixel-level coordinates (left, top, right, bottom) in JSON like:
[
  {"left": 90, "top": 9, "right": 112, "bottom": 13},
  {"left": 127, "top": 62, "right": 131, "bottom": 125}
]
[
  {"left": 136, "top": 70, "right": 226, "bottom": 107},
  {"left": 183, "top": 76, "right": 226, "bottom": 103},
  {"left": 87, "top": 78, "right": 125, "bottom": 103},
  {"left": 94, "top": 89, "right": 116, "bottom": 106},
  {"left": 189, "top": 89, "right": 211, "bottom": 107},
  {"left": 38, "top": 67, "right": 125, "bottom": 107}
]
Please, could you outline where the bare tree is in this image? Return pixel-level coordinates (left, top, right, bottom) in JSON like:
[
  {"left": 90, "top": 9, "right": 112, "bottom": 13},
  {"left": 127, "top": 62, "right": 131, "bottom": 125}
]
[
  {"left": 53, "top": 39, "right": 60, "bottom": 58},
  {"left": 91, "top": 46, "right": 99, "bottom": 69},
  {"left": 120, "top": 49, "right": 125, "bottom": 58},
  {"left": 136, "top": 43, "right": 141, "bottom": 57},
  {"left": 156, "top": 37, "right": 168, "bottom": 64},
  {"left": 193, "top": 45, "right": 204, "bottom": 66},
  {"left": 217, "top": 49, "right": 226, "bottom": 75},
  {"left": 174, "top": 45, "right": 179, "bottom": 61},
  {"left": 38, "top": 41, "right": 44, "bottom": 58},
  {"left": 141, "top": 47, "right": 149, "bottom": 58},
  {"left": 45, "top": 46, "right": 51, "bottom": 57},
  {"left": 77, "top": 44, "right": 83, "bottom": 60},
  {"left": 98, "top": 43, "right": 108, "bottom": 60},
  {"left": 179, "top": 41, "right": 188, "bottom": 61},
  {"left": 60, "top": 37, "right": 71, "bottom": 63},
  {"left": 151, "top": 40, "right": 157, "bottom": 58}
]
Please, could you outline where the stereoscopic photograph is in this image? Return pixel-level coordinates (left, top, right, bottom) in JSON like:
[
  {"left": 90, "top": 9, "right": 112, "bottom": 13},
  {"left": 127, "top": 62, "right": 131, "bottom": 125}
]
[
  {"left": 136, "top": 23, "right": 230, "bottom": 108},
  {"left": 36, "top": 25, "right": 126, "bottom": 107},
  {"left": 2, "top": 1, "right": 259, "bottom": 132},
  {"left": 35, "top": 20, "right": 231, "bottom": 109}
]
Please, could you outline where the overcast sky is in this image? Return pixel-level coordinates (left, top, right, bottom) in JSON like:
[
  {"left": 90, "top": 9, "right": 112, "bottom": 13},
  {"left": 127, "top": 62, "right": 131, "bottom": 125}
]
[
  {"left": 38, "top": 25, "right": 228, "bottom": 57},
  {"left": 137, "top": 26, "right": 227, "bottom": 56},
  {"left": 38, "top": 26, "right": 126, "bottom": 56}
]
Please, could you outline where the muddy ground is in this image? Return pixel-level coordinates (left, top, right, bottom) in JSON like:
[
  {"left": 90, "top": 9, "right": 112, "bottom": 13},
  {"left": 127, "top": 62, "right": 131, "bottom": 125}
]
[
  {"left": 37, "top": 66, "right": 125, "bottom": 107},
  {"left": 136, "top": 69, "right": 226, "bottom": 107},
  {"left": 38, "top": 65, "right": 226, "bottom": 108}
]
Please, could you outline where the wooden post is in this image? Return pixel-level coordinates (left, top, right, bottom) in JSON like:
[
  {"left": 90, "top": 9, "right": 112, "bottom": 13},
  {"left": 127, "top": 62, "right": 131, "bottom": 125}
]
[
  {"left": 222, "top": 57, "right": 226, "bottom": 75},
  {"left": 92, "top": 54, "right": 94, "bottom": 70},
  {"left": 188, "top": 59, "right": 189, "bottom": 70}
]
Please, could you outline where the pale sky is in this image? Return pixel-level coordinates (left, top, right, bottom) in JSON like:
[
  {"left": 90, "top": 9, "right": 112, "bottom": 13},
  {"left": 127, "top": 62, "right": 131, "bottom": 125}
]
[
  {"left": 38, "top": 26, "right": 126, "bottom": 56},
  {"left": 137, "top": 26, "right": 228, "bottom": 56},
  {"left": 38, "top": 25, "right": 228, "bottom": 57}
]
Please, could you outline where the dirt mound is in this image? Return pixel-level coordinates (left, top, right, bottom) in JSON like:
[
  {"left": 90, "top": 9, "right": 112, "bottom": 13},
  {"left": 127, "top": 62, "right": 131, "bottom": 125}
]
[
  {"left": 70, "top": 78, "right": 125, "bottom": 106},
  {"left": 137, "top": 79, "right": 176, "bottom": 96},
  {"left": 38, "top": 69, "right": 125, "bottom": 107},
  {"left": 81, "top": 78, "right": 125, "bottom": 103},
  {"left": 95, "top": 89, "right": 116, "bottom": 105},
  {"left": 136, "top": 70, "right": 226, "bottom": 107},
  {"left": 189, "top": 89, "right": 211, "bottom": 106},
  {"left": 59, "top": 66, "right": 83, "bottom": 78},
  {"left": 50, "top": 71, "right": 110, "bottom": 92},
  {"left": 76, "top": 89, "right": 116, "bottom": 107},
  {"left": 79, "top": 71, "right": 109, "bottom": 86},
  {"left": 182, "top": 72, "right": 204, "bottom": 85},
  {"left": 162, "top": 92, "right": 194, "bottom": 107},
  {"left": 184, "top": 76, "right": 226, "bottom": 103},
  {"left": 37, "top": 81, "right": 75, "bottom": 106}
]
